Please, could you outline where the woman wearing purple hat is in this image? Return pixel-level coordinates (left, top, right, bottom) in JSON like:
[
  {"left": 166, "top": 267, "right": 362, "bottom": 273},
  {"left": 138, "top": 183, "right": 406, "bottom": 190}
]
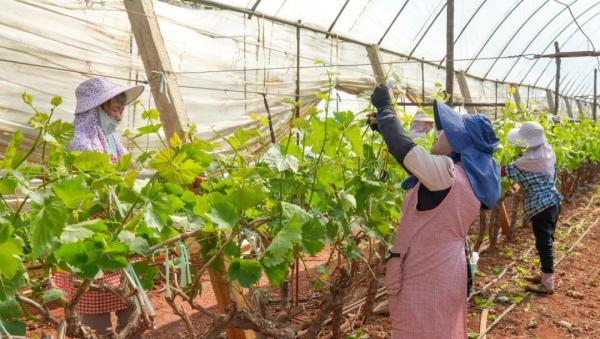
[
  {"left": 69, "top": 77, "right": 144, "bottom": 161},
  {"left": 368, "top": 85, "right": 500, "bottom": 338},
  {"left": 53, "top": 78, "right": 144, "bottom": 337}
]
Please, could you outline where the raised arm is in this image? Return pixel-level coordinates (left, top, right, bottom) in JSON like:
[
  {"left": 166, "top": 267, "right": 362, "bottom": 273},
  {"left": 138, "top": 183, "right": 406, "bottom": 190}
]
[{"left": 370, "top": 85, "right": 454, "bottom": 191}]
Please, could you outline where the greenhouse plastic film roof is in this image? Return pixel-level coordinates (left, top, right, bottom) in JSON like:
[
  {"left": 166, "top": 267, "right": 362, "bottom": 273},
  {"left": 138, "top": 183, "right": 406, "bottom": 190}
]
[{"left": 0, "top": 0, "right": 598, "bottom": 153}]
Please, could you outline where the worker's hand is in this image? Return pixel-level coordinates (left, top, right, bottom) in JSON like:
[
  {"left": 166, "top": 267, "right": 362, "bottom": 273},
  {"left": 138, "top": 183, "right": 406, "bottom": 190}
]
[
  {"left": 366, "top": 112, "right": 379, "bottom": 132},
  {"left": 370, "top": 84, "right": 391, "bottom": 110}
]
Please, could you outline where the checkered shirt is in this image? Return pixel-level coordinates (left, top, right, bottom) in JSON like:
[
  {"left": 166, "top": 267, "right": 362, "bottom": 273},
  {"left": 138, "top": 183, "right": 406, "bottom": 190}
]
[
  {"left": 51, "top": 272, "right": 127, "bottom": 314},
  {"left": 506, "top": 163, "right": 562, "bottom": 220}
]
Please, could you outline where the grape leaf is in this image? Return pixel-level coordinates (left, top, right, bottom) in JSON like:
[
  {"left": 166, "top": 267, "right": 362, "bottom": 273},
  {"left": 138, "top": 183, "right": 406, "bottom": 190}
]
[
  {"left": 262, "top": 215, "right": 302, "bottom": 267},
  {"left": 47, "top": 120, "right": 74, "bottom": 146},
  {"left": 0, "top": 270, "right": 25, "bottom": 301},
  {"left": 30, "top": 197, "right": 66, "bottom": 259},
  {"left": 52, "top": 176, "right": 95, "bottom": 209},
  {"left": 118, "top": 231, "right": 150, "bottom": 255},
  {"left": 263, "top": 145, "right": 299, "bottom": 173},
  {"left": 72, "top": 151, "right": 113, "bottom": 172},
  {"left": 228, "top": 184, "right": 267, "bottom": 211},
  {"left": 205, "top": 200, "right": 239, "bottom": 231},
  {"left": 0, "top": 320, "right": 25, "bottom": 336},
  {"left": 223, "top": 241, "right": 241, "bottom": 258},
  {"left": 0, "top": 298, "right": 21, "bottom": 318},
  {"left": 261, "top": 261, "right": 289, "bottom": 287},
  {"left": 227, "top": 258, "right": 262, "bottom": 287},
  {"left": 151, "top": 149, "right": 202, "bottom": 185},
  {"left": 43, "top": 289, "right": 65, "bottom": 304},
  {"left": 60, "top": 220, "right": 107, "bottom": 243},
  {"left": 0, "top": 239, "right": 23, "bottom": 278},
  {"left": 132, "top": 263, "right": 158, "bottom": 290},
  {"left": 1, "top": 130, "right": 24, "bottom": 169},
  {"left": 0, "top": 217, "right": 13, "bottom": 243},
  {"left": 301, "top": 219, "right": 327, "bottom": 256},
  {"left": 0, "top": 177, "right": 17, "bottom": 195}
]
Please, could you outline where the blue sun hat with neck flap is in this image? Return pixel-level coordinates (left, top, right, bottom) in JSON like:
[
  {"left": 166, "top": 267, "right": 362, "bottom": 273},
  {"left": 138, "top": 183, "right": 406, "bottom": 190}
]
[{"left": 433, "top": 99, "right": 501, "bottom": 209}]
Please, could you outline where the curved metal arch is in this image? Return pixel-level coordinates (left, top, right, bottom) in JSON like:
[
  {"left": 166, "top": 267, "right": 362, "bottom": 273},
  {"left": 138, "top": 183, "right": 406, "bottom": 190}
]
[
  {"left": 378, "top": 0, "right": 410, "bottom": 45},
  {"left": 564, "top": 65, "right": 597, "bottom": 98},
  {"left": 529, "top": 12, "right": 600, "bottom": 99},
  {"left": 409, "top": 1, "right": 447, "bottom": 57},
  {"left": 525, "top": 3, "right": 600, "bottom": 86},
  {"left": 464, "top": 0, "right": 526, "bottom": 73},
  {"left": 570, "top": 75, "right": 591, "bottom": 97},
  {"left": 562, "top": 75, "right": 580, "bottom": 95},
  {"left": 439, "top": 0, "right": 488, "bottom": 65},
  {"left": 483, "top": 0, "right": 551, "bottom": 79},
  {"left": 502, "top": 0, "right": 580, "bottom": 82},
  {"left": 326, "top": 0, "right": 350, "bottom": 37},
  {"left": 574, "top": 77, "right": 595, "bottom": 101},
  {"left": 557, "top": 64, "right": 595, "bottom": 98}
]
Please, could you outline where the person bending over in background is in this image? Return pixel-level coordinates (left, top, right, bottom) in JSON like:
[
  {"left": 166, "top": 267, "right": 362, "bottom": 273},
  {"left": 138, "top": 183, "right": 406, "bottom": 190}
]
[
  {"left": 408, "top": 112, "right": 434, "bottom": 140},
  {"left": 53, "top": 77, "right": 145, "bottom": 337},
  {"left": 367, "top": 85, "right": 500, "bottom": 339},
  {"left": 502, "top": 121, "right": 562, "bottom": 294}
]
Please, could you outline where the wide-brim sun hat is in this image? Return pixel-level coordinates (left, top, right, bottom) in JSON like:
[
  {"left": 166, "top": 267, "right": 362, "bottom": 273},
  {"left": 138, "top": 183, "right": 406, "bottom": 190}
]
[
  {"left": 433, "top": 100, "right": 501, "bottom": 209},
  {"left": 74, "top": 77, "right": 144, "bottom": 114},
  {"left": 507, "top": 121, "right": 546, "bottom": 148}
]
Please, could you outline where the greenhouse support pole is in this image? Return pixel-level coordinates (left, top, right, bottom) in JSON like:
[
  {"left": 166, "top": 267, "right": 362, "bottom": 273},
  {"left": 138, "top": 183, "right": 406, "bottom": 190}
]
[
  {"left": 295, "top": 20, "right": 301, "bottom": 118},
  {"left": 575, "top": 100, "right": 585, "bottom": 119},
  {"left": 421, "top": 59, "right": 426, "bottom": 101},
  {"left": 554, "top": 41, "right": 561, "bottom": 115},
  {"left": 563, "top": 97, "right": 573, "bottom": 118},
  {"left": 510, "top": 84, "right": 522, "bottom": 111},
  {"left": 456, "top": 71, "right": 476, "bottom": 114},
  {"left": 446, "top": 0, "right": 455, "bottom": 105},
  {"left": 594, "top": 69, "right": 597, "bottom": 120},
  {"left": 546, "top": 89, "right": 556, "bottom": 113},
  {"left": 124, "top": 0, "right": 190, "bottom": 142}
]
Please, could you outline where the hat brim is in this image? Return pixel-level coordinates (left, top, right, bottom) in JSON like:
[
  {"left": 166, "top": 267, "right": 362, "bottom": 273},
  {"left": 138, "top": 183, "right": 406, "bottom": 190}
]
[
  {"left": 74, "top": 84, "right": 145, "bottom": 114},
  {"left": 122, "top": 85, "right": 145, "bottom": 106},
  {"left": 507, "top": 127, "right": 522, "bottom": 145},
  {"left": 433, "top": 100, "right": 470, "bottom": 152},
  {"left": 507, "top": 126, "right": 545, "bottom": 147}
]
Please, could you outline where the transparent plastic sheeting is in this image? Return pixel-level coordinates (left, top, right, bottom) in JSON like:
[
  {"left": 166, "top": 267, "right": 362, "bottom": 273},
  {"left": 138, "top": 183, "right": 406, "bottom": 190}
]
[{"left": 0, "top": 0, "right": 595, "bottom": 154}]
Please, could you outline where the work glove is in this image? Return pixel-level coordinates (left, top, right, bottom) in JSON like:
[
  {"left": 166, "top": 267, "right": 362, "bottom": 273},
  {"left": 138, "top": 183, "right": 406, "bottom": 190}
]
[{"left": 370, "top": 84, "right": 392, "bottom": 110}]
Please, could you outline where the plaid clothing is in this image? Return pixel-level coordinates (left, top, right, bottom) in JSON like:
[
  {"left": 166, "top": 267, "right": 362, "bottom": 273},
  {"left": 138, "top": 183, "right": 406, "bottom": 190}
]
[
  {"left": 506, "top": 163, "right": 562, "bottom": 220},
  {"left": 51, "top": 272, "right": 128, "bottom": 314}
]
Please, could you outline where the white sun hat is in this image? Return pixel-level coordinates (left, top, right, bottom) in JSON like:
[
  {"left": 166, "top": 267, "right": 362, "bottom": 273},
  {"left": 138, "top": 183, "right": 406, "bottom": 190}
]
[
  {"left": 74, "top": 77, "right": 145, "bottom": 114},
  {"left": 507, "top": 121, "right": 547, "bottom": 147}
]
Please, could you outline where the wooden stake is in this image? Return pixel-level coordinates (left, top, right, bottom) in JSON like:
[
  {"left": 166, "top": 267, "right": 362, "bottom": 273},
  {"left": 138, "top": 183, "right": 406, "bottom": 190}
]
[
  {"left": 499, "top": 202, "right": 510, "bottom": 236},
  {"left": 563, "top": 97, "right": 573, "bottom": 118},
  {"left": 510, "top": 84, "right": 522, "bottom": 111},
  {"left": 546, "top": 89, "right": 555, "bottom": 113},
  {"left": 575, "top": 100, "right": 585, "bottom": 119},
  {"left": 456, "top": 71, "right": 476, "bottom": 113},
  {"left": 124, "top": 0, "right": 190, "bottom": 141},
  {"left": 366, "top": 44, "right": 387, "bottom": 85},
  {"left": 208, "top": 257, "right": 255, "bottom": 339}
]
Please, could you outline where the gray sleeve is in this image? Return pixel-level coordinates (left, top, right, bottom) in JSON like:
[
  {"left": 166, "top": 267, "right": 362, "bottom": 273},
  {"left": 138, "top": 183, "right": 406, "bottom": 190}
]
[{"left": 375, "top": 105, "right": 416, "bottom": 165}]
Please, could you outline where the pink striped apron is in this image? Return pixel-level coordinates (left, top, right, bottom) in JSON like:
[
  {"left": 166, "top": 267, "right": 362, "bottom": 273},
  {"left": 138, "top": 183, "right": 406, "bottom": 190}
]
[{"left": 386, "top": 164, "right": 480, "bottom": 339}]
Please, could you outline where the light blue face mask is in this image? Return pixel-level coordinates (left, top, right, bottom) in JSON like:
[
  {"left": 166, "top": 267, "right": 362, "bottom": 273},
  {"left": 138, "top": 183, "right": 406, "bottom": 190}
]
[{"left": 98, "top": 108, "right": 119, "bottom": 135}]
